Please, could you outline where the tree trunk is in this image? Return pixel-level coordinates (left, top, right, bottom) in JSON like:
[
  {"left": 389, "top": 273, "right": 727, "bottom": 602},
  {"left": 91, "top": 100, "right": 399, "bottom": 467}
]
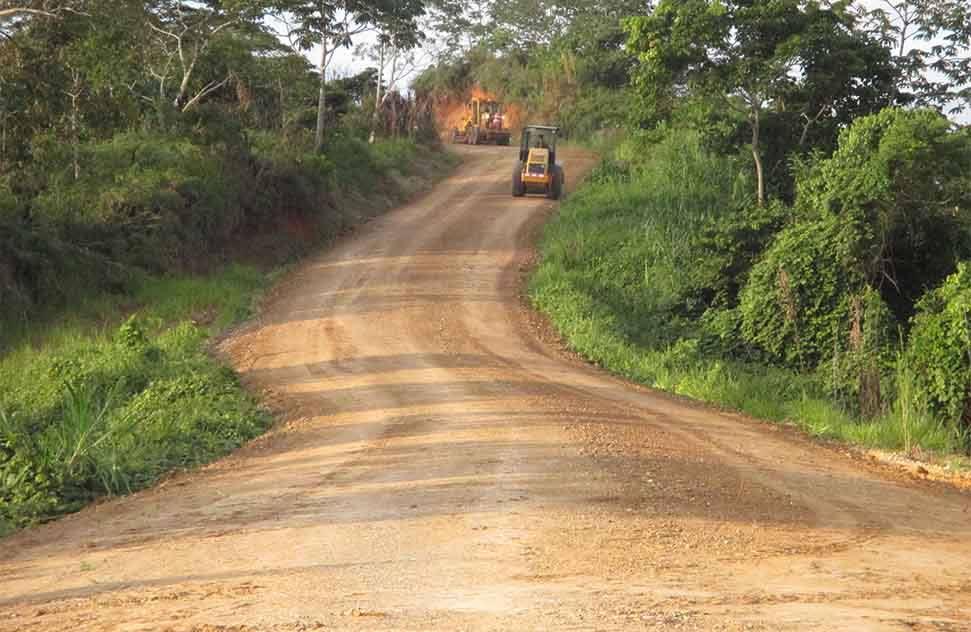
[
  {"left": 850, "top": 295, "right": 882, "bottom": 419},
  {"left": 278, "top": 77, "right": 286, "bottom": 130},
  {"left": 71, "top": 92, "right": 80, "bottom": 181},
  {"left": 751, "top": 107, "right": 765, "bottom": 207},
  {"left": 407, "top": 96, "right": 417, "bottom": 139},
  {"left": 369, "top": 40, "right": 384, "bottom": 144},
  {"left": 0, "top": 83, "right": 6, "bottom": 170},
  {"left": 898, "top": 15, "right": 909, "bottom": 58},
  {"left": 68, "top": 72, "right": 81, "bottom": 181},
  {"left": 961, "top": 387, "right": 971, "bottom": 447},
  {"left": 174, "top": 56, "right": 199, "bottom": 110},
  {"left": 315, "top": 36, "right": 328, "bottom": 152}
]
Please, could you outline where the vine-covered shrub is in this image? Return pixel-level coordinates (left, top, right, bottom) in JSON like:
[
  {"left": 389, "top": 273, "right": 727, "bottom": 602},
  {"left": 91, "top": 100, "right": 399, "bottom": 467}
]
[
  {"left": 738, "top": 215, "right": 860, "bottom": 368},
  {"left": 906, "top": 263, "right": 971, "bottom": 439},
  {"left": 739, "top": 108, "right": 971, "bottom": 415},
  {"left": 820, "top": 286, "right": 898, "bottom": 417},
  {"left": 694, "top": 199, "right": 790, "bottom": 358},
  {"left": 793, "top": 107, "right": 971, "bottom": 321}
]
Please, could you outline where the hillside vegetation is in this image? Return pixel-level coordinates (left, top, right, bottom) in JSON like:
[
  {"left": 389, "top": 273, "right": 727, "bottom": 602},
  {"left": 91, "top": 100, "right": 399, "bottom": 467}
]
[
  {"left": 0, "top": 0, "right": 455, "bottom": 531},
  {"left": 414, "top": 0, "right": 971, "bottom": 456}
]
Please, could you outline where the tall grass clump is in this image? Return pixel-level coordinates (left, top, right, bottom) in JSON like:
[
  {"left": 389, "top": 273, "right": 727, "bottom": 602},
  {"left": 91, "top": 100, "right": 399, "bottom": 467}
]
[
  {"left": 0, "top": 267, "right": 271, "bottom": 532},
  {"left": 533, "top": 128, "right": 750, "bottom": 350}
]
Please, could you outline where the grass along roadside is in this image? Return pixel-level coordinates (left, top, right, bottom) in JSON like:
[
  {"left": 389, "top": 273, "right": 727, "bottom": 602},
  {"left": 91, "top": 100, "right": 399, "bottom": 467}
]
[
  {"left": 0, "top": 143, "right": 460, "bottom": 535},
  {"left": 0, "top": 267, "right": 270, "bottom": 536},
  {"left": 529, "top": 133, "right": 969, "bottom": 468}
]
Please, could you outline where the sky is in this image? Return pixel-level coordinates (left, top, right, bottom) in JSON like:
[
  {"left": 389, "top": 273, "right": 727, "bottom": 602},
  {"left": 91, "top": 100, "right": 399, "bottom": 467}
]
[{"left": 306, "top": 37, "right": 375, "bottom": 81}]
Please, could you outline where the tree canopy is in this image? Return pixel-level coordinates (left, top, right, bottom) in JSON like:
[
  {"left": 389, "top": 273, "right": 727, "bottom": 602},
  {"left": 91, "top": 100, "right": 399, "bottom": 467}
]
[{"left": 625, "top": 0, "right": 900, "bottom": 205}]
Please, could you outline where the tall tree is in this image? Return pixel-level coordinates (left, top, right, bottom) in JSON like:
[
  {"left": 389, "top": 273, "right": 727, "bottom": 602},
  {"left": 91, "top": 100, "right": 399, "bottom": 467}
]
[
  {"left": 488, "top": 0, "right": 650, "bottom": 48},
  {"left": 857, "top": 0, "right": 971, "bottom": 110},
  {"left": 627, "top": 0, "right": 899, "bottom": 206},
  {"left": 0, "top": 1, "right": 148, "bottom": 168},
  {"left": 143, "top": 1, "right": 268, "bottom": 113},
  {"left": 918, "top": 0, "right": 971, "bottom": 109},
  {"left": 274, "top": 0, "right": 399, "bottom": 150},
  {"left": 362, "top": 0, "right": 424, "bottom": 141}
]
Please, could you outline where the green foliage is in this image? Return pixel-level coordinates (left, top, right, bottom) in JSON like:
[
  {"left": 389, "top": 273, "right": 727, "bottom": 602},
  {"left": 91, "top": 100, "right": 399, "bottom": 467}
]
[
  {"left": 323, "top": 132, "right": 378, "bottom": 188},
  {"left": 369, "top": 137, "right": 421, "bottom": 173},
  {"left": 532, "top": 124, "right": 966, "bottom": 457},
  {"left": 906, "top": 263, "right": 971, "bottom": 438},
  {"left": 694, "top": 200, "right": 789, "bottom": 310},
  {"left": 557, "top": 87, "right": 634, "bottom": 141},
  {"left": 0, "top": 268, "right": 269, "bottom": 528},
  {"left": 33, "top": 131, "right": 242, "bottom": 267},
  {"left": 737, "top": 106, "right": 971, "bottom": 416},
  {"left": 793, "top": 107, "right": 971, "bottom": 319},
  {"left": 820, "top": 286, "right": 899, "bottom": 417},
  {"left": 625, "top": 0, "right": 902, "bottom": 201},
  {"left": 534, "top": 128, "right": 750, "bottom": 350},
  {"left": 739, "top": 216, "right": 860, "bottom": 368}
]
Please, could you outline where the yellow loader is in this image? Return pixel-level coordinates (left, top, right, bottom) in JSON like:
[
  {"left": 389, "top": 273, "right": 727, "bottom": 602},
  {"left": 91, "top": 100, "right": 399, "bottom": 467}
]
[{"left": 451, "top": 98, "right": 512, "bottom": 145}]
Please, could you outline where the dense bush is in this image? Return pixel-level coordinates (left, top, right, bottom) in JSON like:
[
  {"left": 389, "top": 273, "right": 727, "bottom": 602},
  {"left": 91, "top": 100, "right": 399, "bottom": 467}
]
[
  {"left": 793, "top": 108, "right": 971, "bottom": 321},
  {"left": 34, "top": 133, "right": 243, "bottom": 268},
  {"left": 557, "top": 87, "right": 634, "bottom": 140},
  {"left": 369, "top": 137, "right": 424, "bottom": 174},
  {"left": 739, "top": 216, "right": 861, "bottom": 368},
  {"left": 0, "top": 295, "right": 269, "bottom": 527},
  {"left": 907, "top": 263, "right": 971, "bottom": 436},
  {"left": 692, "top": 199, "right": 790, "bottom": 357},
  {"left": 533, "top": 109, "right": 970, "bottom": 455},
  {"left": 736, "top": 108, "right": 971, "bottom": 410},
  {"left": 0, "top": 124, "right": 445, "bottom": 350},
  {"left": 534, "top": 128, "right": 750, "bottom": 348}
]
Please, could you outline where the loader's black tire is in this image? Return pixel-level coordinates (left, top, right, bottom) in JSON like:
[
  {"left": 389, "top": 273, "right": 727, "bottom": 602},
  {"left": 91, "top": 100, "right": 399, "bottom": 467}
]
[
  {"left": 512, "top": 162, "right": 526, "bottom": 197},
  {"left": 547, "top": 165, "right": 563, "bottom": 200}
]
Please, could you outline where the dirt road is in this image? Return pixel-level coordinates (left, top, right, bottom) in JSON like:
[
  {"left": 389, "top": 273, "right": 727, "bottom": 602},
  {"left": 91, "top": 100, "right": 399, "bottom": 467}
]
[{"left": 2, "top": 146, "right": 970, "bottom": 631}]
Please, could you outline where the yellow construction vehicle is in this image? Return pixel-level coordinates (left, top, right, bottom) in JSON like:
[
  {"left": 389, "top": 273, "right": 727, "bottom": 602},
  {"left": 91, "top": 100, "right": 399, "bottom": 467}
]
[
  {"left": 512, "top": 125, "right": 564, "bottom": 199},
  {"left": 451, "top": 98, "right": 512, "bottom": 145}
]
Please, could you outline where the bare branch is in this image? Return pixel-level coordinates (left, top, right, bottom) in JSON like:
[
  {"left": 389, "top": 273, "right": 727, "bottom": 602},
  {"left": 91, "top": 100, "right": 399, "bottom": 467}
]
[
  {"left": 209, "top": 19, "right": 237, "bottom": 38},
  {"left": 148, "top": 22, "right": 181, "bottom": 41},
  {"left": 0, "top": 8, "right": 58, "bottom": 19},
  {"left": 181, "top": 74, "right": 232, "bottom": 112}
]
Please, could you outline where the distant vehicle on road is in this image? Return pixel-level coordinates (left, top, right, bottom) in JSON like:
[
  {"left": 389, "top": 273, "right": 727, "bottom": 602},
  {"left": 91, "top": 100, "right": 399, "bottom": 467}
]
[
  {"left": 451, "top": 98, "right": 512, "bottom": 146},
  {"left": 512, "top": 124, "right": 564, "bottom": 200}
]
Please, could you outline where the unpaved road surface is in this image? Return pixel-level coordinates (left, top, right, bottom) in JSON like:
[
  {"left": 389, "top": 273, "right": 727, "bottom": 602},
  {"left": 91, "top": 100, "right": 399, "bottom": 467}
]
[{"left": 2, "top": 146, "right": 970, "bottom": 631}]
